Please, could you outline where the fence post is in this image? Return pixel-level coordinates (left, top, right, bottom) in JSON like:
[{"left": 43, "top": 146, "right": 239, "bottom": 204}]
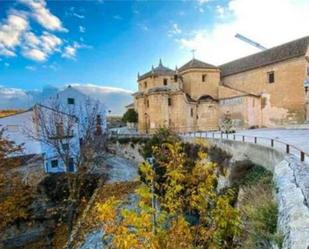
[
  {"left": 254, "top": 137, "right": 257, "bottom": 144},
  {"left": 242, "top": 136, "right": 245, "bottom": 142},
  {"left": 271, "top": 139, "right": 274, "bottom": 147},
  {"left": 226, "top": 133, "right": 229, "bottom": 139},
  {"left": 212, "top": 133, "right": 215, "bottom": 139},
  {"left": 286, "top": 144, "right": 290, "bottom": 154},
  {"left": 220, "top": 133, "right": 223, "bottom": 139},
  {"left": 233, "top": 135, "right": 235, "bottom": 140},
  {"left": 301, "top": 151, "right": 305, "bottom": 162}
]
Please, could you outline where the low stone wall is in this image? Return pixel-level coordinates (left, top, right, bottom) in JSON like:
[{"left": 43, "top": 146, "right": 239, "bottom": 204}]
[
  {"left": 184, "top": 137, "right": 309, "bottom": 249},
  {"left": 108, "top": 141, "right": 144, "bottom": 165}
]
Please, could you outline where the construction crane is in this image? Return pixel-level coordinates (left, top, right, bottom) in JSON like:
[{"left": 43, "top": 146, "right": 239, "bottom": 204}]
[{"left": 235, "top": 33, "right": 267, "bottom": 51}]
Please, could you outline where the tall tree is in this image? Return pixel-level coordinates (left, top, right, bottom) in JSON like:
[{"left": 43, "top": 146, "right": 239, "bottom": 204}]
[
  {"left": 0, "top": 129, "right": 33, "bottom": 232},
  {"left": 26, "top": 101, "right": 107, "bottom": 248}
]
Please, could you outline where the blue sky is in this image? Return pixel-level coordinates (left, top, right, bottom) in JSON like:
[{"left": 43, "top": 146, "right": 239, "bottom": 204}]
[
  {"left": 0, "top": 0, "right": 223, "bottom": 92},
  {"left": 1, "top": 0, "right": 309, "bottom": 94}
]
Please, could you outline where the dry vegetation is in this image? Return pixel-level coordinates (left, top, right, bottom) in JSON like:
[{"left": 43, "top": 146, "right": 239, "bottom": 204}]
[
  {"left": 0, "top": 109, "right": 22, "bottom": 118},
  {"left": 72, "top": 181, "right": 140, "bottom": 249}
]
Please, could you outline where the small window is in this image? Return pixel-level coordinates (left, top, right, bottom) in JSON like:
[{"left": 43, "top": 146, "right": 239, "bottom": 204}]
[
  {"left": 67, "top": 98, "right": 75, "bottom": 105},
  {"left": 190, "top": 108, "right": 193, "bottom": 117},
  {"left": 68, "top": 158, "right": 74, "bottom": 172},
  {"left": 268, "top": 71, "right": 275, "bottom": 83},
  {"left": 168, "top": 98, "right": 172, "bottom": 106},
  {"left": 202, "top": 74, "right": 207, "bottom": 82},
  {"left": 305, "top": 86, "right": 308, "bottom": 93},
  {"left": 174, "top": 75, "right": 178, "bottom": 82},
  {"left": 146, "top": 100, "right": 149, "bottom": 108},
  {"left": 96, "top": 115, "right": 102, "bottom": 125},
  {"left": 62, "top": 143, "right": 69, "bottom": 151},
  {"left": 163, "top": 78, "right": 168, "bottom": 86},
  {"left": 144, "top": 81, "right": 147, "bottom": 88},
  {"left": 51, "top": 159, "right": 58, "bottom": 168}
]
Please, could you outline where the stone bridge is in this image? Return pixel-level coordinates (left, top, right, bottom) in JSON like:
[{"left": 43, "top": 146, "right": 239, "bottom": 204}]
[{"left": 114, "top": 128, "right": 309, "bottom": 249}]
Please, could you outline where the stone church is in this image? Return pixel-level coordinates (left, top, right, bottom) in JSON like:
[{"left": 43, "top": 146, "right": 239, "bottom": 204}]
[{"left": 133, "top": 36, "right": 309, "bottom": 133}]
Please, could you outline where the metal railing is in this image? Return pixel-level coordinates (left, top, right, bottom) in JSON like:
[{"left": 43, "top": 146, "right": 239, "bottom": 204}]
[
  {"left": 109, "top": 133, "right": 151, "bottom": 139},
  {"left": 108, "top": 128, "right": 309, "bottom": 164},
  {"left": 181, "top": 131, "right": 309, "bottom": 163}
]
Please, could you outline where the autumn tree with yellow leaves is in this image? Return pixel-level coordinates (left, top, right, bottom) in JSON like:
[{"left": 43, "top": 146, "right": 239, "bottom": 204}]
[
  {"left": 0, "top": 128, "right": 33, "bottom": 231},
  {"left": 97, "top": 137, "right": 240, "bottom": 249}
]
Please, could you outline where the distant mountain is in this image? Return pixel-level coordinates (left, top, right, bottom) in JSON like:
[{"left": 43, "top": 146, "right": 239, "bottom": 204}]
[{"left": 0, "top": 84, "right": 133, "bottom": 115}]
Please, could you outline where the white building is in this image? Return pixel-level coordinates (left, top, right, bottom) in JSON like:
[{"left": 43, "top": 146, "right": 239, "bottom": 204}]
[
  {"left": 43, "top": 85, "right": 107, "bottom": 138},
  {"left": 0, "top": 85, "right": 107, "bottom": 173},
  {"left": 0, "top": 105, "right": 80, "bottom": 173}
]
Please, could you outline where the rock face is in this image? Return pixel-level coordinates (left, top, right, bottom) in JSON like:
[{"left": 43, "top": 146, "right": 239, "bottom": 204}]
[
  {"left": 77, "top": 156, "right": 139, "bottom": 249},
  {"left": 108, "top": 141, "right": 144, "bottom": 165},
  {"left": 274, "top": 159, "right": 309, "bottom": 249}
]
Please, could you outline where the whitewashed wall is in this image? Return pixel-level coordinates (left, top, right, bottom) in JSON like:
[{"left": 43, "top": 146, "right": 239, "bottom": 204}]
[
  {"left": 0, "top": 110, "right": 41, "bottom": 156},
  {"left": 43, "top": 86, "right": 107, "bottom": 137}
]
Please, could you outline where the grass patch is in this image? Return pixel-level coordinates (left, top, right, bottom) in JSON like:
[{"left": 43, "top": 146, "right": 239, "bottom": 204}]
[{"left": 235, "top": 165, "right": 283, "bottom": 249}]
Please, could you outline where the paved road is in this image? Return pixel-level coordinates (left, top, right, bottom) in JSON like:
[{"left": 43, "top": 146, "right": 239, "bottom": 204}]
[
  {"left": 186, "top": 128, "right": 309, "bottom": 163},
  {"left": 235, "top": 128, "right": 309, "bottom": 155}
]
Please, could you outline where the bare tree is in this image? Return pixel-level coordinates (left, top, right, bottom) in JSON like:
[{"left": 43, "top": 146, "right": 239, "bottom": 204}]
[{"left": 26, "top": 100, "right": 107, "bottom": 248}]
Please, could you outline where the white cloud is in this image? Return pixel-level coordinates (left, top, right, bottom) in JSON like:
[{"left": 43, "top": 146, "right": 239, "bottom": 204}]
[
  {"left": 25, "top": 65, "right": 37, "bottom": 71},
  {"left": 40, "top": 32, "right": 62, "bottom": 53},
  {"left": 0, "top": 86, "right": 27, "bottom": 99},
  {"left": 22, "top": 48, "right": 47, "bottom": 61},
  {"left": 197, "top": 0, "right": 211, "bottom": 4},
  {"left": 0, "top": 12, "right": 28, "bottom": 57},
  {"left": 198, "top": 7, "right": 204, "bottom": 13},
  {"left": 73, "top": 13, "right": 85, "bottom": 19},
  {"left": 138, "top": 23, "right": 149, "bottom": 32},
  {"left": 22, "top": 31, "right": 62, "bottom": 61},
  {"left": 62, "top": 42, "right": 88, "bottom": 59},
  {"left": 216, "top": 5, "right": 225, "bottom": 18},
  {"left": 19, "top": 0, "right": 67, "bottom": 32},
  {"left": 178, "top": 0, "right": 309, "bottom": 65},
  {"left": 79, "top": 26, "right": 86, "bottom": 33},
  {"left": 0, "top": 44, "right": 16, "bottom": 57},
  {"left": 62, "top": 45, "right": 76, "bottom": 59},
  {"left": 71, "top": 83, "right": 133, "bottom": 94},
  {"left": 4, "top": 62, "right": 10, "bottom": 67},
  {"left": 113, "top": 15, "right": 122, "bottom": 20},
  {"left": 0, "top": 84, "right": 133, "bottom": 115},
  {"left": 0, "top": 0, "right": 78, "bottom": 62},
  {"left": 168, "top": 23, "right": 182, "bottom": 37}
]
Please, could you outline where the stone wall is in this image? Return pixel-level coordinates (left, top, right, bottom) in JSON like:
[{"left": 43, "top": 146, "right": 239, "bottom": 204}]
[
  {"left": 219, "top": 95, "right": 261, "bottom": 129},
  {"left": 222, "top": 56, "right": 306, "bottom": 126},
  {"left": 180, "top": 68, "right": 220, "bottom": 100},
  {"left": 183, "top": 137, "right": 309, "bottom": 249}
]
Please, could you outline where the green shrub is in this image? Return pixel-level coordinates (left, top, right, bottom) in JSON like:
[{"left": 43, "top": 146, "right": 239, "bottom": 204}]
[
  {"left": 236, "top": 165, "right": 282, "bottom": 249},
  {"left": 233, "top": 164, "right": 273, "bottom": 187},
  {"left": 122, "top": 109, "right": 138, "bottom": 123}
]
